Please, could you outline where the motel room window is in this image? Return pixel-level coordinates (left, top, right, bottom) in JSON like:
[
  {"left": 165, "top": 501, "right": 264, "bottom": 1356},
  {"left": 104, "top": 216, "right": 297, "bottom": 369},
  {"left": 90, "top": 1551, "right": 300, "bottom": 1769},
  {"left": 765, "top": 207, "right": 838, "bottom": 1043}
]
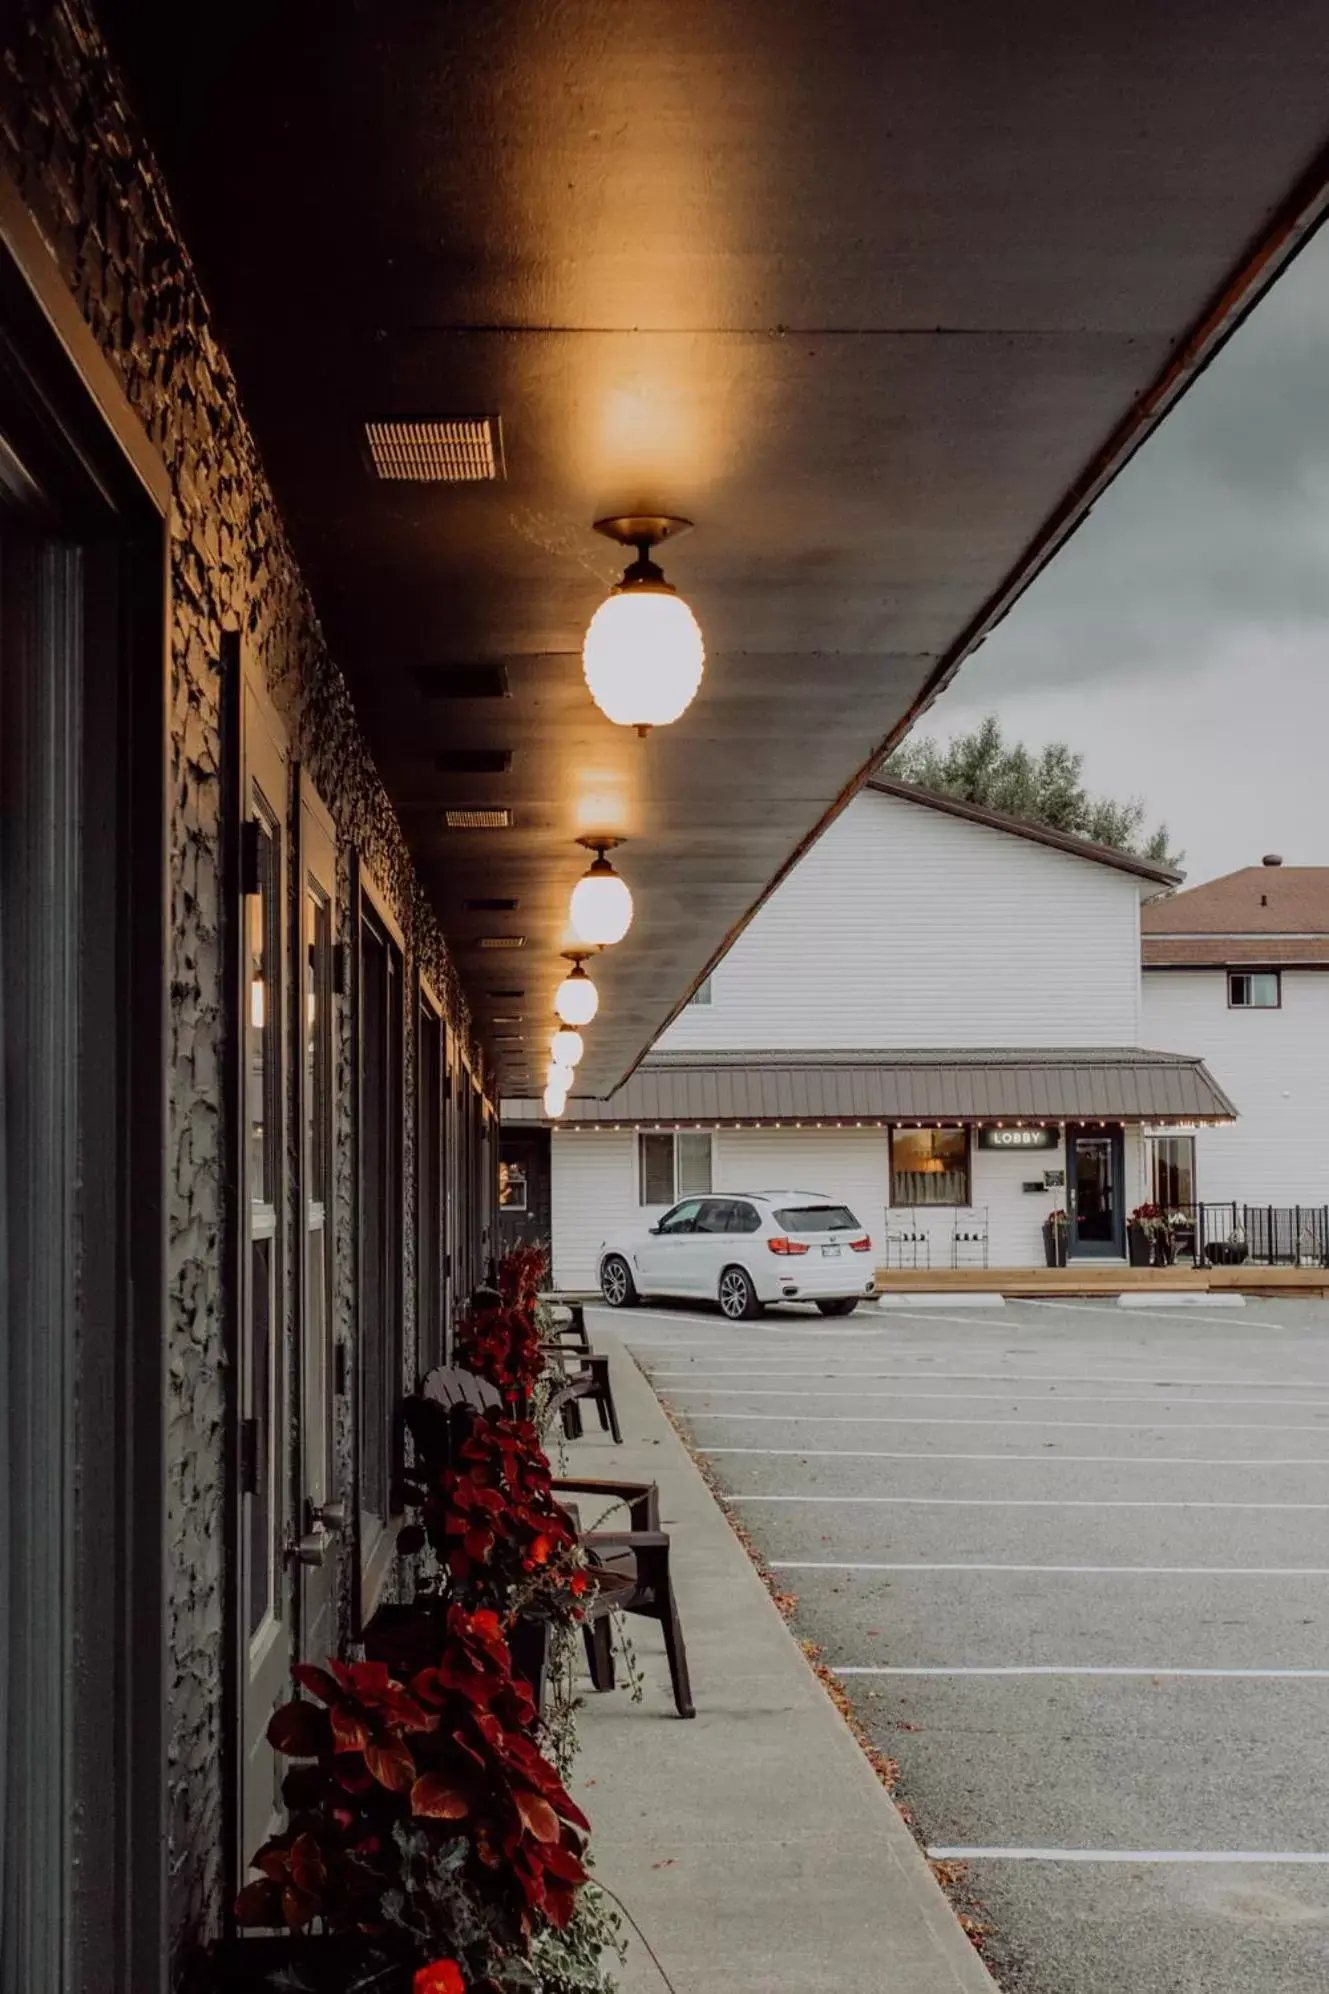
[
  {"left": 417, "top": 995, "right": 445, "bottom": 1371},
  {"left": 1228, "top": 971, "right": 1280, "bottom": 1009},
  {"left": 639, "top": 1130, "right": 713, "bottom": 1205},
  {"left": 689, "top": 976, "right": 713, "bottom": 1007},
  {"left": 358, "top": 898, "right": 403, "bottom": 1572},
  {"left": 1150, "top": 1134, "right": 1196, "bottom": 1209},
  {"left": 890, "top": 1126, "right": 971, "bottom": 1206}
]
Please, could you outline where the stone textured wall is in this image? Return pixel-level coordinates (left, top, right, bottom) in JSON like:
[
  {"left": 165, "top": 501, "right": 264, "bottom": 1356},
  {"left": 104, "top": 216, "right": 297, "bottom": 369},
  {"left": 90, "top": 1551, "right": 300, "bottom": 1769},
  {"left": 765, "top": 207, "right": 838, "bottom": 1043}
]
[{"left": 0, "top": 3, "right": 488, "bottom": 1977}]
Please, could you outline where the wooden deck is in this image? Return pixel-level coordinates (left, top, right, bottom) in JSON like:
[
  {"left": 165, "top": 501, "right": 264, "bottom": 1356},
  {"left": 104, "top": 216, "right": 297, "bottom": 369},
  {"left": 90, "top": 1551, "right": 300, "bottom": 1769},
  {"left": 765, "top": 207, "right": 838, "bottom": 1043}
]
[{"left": 874, "top": 1264, "right": 1329, "bottom": 1297}]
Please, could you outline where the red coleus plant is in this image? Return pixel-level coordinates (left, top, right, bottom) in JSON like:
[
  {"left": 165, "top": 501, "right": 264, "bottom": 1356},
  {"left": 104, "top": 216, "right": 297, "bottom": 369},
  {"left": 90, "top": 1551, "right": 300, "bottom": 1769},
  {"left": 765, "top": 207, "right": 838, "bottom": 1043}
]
[
  {"left": 495, "top": 1243, "right": 549, "bottom": 1311},
  {"left": 401, "top": 1404, "right": 579, "bottom": 1595},
  {"left": 236, "top": 1607, "right": 589, "bottom": 1941},
  {"left": 453, "top": 1292, "right": 545, "bottom": 1400},
  {"left": 415, "top": 1964, "right": 466, "bottom": 1994}
]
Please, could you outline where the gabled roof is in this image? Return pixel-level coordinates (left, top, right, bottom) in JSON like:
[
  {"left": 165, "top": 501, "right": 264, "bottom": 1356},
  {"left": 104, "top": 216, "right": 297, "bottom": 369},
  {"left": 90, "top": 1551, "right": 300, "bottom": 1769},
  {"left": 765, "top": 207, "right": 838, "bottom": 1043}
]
[
  {"left": 1142, "top": 865, "right": 1329, "bottom": 966},
  {"left": 866, "top": 778, "right": 1182, "bottom": 886}
]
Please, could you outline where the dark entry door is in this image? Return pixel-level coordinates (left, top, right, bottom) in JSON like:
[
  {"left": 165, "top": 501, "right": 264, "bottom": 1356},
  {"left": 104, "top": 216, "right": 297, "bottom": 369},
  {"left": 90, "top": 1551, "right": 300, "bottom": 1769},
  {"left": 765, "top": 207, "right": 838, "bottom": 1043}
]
[{"left": 1067, "top": 1125, "right": 1125, "bottom": 1259}]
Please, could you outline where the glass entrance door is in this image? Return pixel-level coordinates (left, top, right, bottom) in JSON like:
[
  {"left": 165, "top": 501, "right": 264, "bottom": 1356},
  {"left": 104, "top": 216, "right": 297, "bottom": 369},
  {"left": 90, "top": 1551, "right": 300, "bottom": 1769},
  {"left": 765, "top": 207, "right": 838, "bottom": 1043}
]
[{"left": 1067, "top": 1126, "right": 1125, "bottom": 1259}]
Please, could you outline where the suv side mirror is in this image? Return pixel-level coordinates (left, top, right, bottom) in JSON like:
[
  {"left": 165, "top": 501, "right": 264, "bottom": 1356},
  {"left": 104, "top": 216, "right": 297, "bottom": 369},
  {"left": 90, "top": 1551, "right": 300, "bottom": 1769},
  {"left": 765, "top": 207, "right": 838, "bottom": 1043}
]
[{"left": 648, "top": 1223, "right": 661, "bottom": 1235}]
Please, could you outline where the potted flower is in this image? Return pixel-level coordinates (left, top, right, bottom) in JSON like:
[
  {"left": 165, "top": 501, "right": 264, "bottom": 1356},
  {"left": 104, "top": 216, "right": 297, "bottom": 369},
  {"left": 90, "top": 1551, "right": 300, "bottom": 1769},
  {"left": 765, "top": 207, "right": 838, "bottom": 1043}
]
[
  {"left": 1042, "top": 1208, "right": 1068, "bottom": 1268},
  {"left": 1127, "top": 1202, "right": 1164, "bottom": 1267}
]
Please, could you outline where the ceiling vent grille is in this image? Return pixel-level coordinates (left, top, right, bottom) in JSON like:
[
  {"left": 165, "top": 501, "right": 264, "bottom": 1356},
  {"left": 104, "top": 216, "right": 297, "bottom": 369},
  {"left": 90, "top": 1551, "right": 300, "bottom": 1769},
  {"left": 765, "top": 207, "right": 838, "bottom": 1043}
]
[
  {"left": 413, "top": 666, "right": 509, "bottom": 700},
  {"left": 487, "top": 988, "right": 525, "bottom": 999},
  {"left": 475, "top": 935, "right": 525, "bottom": 951},
  {"left": 437, "top": 749, "right": 513, "bottom": 775},
  {"left": 463, "top": 897, "right": 518, "bottom": 912},
  {"left": 444, "top": 807, "right": 512, "bottom": 830},
  {"left": 365, "top": 417, "right": 503, "bottom": 483}
]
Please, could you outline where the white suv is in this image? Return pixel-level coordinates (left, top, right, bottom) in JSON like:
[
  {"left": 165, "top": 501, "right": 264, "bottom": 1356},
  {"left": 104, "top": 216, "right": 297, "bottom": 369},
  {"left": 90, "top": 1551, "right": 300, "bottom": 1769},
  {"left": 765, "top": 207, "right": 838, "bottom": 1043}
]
[{"left": 597, "top": 1190, "right": 877, "bottom": 1320}]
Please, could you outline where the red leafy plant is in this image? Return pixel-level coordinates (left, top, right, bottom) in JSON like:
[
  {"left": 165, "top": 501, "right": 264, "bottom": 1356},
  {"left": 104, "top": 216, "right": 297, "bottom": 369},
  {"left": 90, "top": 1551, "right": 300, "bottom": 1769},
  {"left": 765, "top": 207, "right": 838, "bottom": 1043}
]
[
  {"left": 397, "top": 1399, "right": 582, "bottom": 1608},
  {"left": 495, "top": 1244, "right": 548, "bottom": 1311},
  {"left": 236, "top": 1606, "right": 590, "bottom": 1944},
  {"left": 453, "top": 1293, "right": 544, "bottom": 1402}
]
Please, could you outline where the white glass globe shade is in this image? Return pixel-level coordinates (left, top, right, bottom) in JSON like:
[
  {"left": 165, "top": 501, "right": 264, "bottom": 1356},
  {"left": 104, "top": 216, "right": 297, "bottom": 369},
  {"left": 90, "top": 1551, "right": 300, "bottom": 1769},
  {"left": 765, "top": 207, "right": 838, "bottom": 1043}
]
[
  {"left": 542, "top": 1080, "right": 567, "bottom": 1119},
  {"left": 549, "top": 1026, "right": 584, "bottom": 1068},
  {"left": 582, "top": 586, "right": 705, "bottom": 731},
  {"left": 570, "top": 859, "right": 633, "bottom": 947},
  {"left": 554, "top": 964, "right": 599, "bottom": 1027}
]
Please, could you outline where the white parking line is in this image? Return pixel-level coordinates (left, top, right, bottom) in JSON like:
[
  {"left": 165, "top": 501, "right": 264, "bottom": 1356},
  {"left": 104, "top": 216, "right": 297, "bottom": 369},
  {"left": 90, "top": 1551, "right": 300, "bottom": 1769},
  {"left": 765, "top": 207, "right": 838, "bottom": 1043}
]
[
  {"left": 725, "top": 1495, "right": 1329, "bottom": 1509},
  {"left": 701, "top": 1448, "right": 1329, "bottom": 1466},
  {"left": 665, "top": 1385, "right": 1329, "bottom": 1408},
  {"left": 1022, "top": 1298, "right": 1290, "bottom": 1331},
  {"left": 837, "top": 1665, "right": 1329, "bottom": 1677},
  {"left": 768, "top": 1561, "right": 1329, "bottom": 1575},
  {"left": 926, "top": 1847, "right": 1329, "bottom": 1864},
  {"left": 684, "top": 1411, "right": 1329, "bottom": 1432},
  {"left": 650, "top": 1368, "right": 1326, "bottom": 1392}
]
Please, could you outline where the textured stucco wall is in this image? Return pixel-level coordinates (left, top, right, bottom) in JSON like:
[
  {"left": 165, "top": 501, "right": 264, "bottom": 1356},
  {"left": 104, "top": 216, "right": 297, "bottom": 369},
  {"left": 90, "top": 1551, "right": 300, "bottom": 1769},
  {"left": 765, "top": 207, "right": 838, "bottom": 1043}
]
[{"left": 0, "top": 3, "right": 489, "bottom": 1975}]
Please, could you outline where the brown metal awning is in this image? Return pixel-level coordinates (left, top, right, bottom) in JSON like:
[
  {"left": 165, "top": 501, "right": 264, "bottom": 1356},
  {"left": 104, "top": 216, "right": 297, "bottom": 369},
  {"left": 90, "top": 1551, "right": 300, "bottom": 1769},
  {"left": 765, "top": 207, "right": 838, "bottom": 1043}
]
[{"left": 503, "top": 1048, "right": 1237, "bottom": 1127}]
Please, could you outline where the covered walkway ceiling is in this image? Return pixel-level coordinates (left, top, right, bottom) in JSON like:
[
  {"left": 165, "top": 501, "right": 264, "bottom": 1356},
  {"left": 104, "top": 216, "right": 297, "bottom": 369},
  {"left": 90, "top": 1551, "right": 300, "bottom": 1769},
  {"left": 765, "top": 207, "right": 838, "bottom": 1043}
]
[{"left": 102, "top": 0, "right": 1329, "bottom": 1093}]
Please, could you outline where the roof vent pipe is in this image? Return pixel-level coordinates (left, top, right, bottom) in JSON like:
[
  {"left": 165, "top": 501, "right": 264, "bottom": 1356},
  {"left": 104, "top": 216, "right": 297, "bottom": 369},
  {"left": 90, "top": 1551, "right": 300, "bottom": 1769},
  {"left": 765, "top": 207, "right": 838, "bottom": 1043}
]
[{"left": 1262, "top": 853, "right": 1284, "bottom": 866}]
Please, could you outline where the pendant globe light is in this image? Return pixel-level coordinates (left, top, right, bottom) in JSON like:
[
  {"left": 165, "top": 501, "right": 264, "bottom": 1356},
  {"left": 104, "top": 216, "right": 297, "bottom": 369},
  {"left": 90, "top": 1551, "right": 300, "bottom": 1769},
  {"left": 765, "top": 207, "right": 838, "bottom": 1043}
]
[
  {"left": 554, "top": 950, "right": 599, "bottom": 1027},
  {"left": 549, "top": 1025, "right": 584, "bottom": 1069},
  {"left": 582, "top": 516, "right": 704, "bottom": 735},
  {"left": 543, "top": 1078, "right": 568, "bottom": 1119},
  {"left": 569, "top": 836, "right": 633, "bottom": 947}
]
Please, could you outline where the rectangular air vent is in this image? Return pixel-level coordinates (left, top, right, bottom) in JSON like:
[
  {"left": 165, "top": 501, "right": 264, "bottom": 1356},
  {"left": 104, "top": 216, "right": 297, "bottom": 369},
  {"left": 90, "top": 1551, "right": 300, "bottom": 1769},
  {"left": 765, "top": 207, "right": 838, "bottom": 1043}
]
[
  {"left": 444, "top": 807, "right": 512, "bottom": 830},
  {"left": 463, "top": 897, "right": 518, "bottom": 912},
  {"left": 437, "top": 749, "right": 513, "bottom": 775},
  {"left": 491, "top": 1015, "right": 523, "bottom": 1024},
  {"left": 413, "top": 666, "right": 509, "bottom": 700},
  {"left": 365, "top": 417, "right": 504, "bottom": 483},
  {"left": 487, "top": 988, "right": 525, "bottom": 999},
  {"left": 475, "top": 936, "right": 525, "bottom": 951}
]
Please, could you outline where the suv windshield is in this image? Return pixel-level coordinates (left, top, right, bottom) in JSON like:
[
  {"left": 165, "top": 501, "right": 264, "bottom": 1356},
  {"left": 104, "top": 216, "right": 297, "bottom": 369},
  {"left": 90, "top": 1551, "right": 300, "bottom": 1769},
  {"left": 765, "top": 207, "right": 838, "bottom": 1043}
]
[{"left": 774, "top": 1204, "right": 858, "bottom": 1233}]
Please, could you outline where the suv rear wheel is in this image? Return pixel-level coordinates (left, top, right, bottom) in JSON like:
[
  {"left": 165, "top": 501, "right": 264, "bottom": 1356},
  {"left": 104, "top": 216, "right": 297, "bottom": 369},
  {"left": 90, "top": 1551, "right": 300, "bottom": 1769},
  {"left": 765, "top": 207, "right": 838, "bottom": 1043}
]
[
  {"left": 600, "top": 1254, "right": 638, "bottom": 1308},
  {"left": 718, "top": 1264, "right": 762, "bottom": 1321},
  {"left": 815, "top": 1297, "right": 859, "bottom": 1317}
]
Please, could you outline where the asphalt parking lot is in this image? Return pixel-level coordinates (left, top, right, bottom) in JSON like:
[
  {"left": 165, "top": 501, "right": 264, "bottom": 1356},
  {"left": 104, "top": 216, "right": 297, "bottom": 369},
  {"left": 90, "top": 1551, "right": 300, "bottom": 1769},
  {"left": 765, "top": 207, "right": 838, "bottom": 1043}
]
[{"left": 594, "top": 1295, "right": 1329, "bottom": 1994}]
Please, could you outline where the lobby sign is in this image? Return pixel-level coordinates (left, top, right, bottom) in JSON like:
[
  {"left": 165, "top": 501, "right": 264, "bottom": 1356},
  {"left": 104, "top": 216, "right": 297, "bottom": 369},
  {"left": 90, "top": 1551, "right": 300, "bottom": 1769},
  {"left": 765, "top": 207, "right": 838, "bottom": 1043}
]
[{"left": 976, "top": 1126, "right": 1058, "bottom": 1151}]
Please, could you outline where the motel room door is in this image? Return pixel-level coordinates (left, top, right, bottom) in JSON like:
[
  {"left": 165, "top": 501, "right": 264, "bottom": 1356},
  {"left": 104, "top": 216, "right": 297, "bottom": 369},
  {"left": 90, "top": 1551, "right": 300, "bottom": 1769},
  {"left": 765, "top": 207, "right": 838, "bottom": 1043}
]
[{"left": 1066, "top": 1124, "right": 1126, "bottom": 1259}]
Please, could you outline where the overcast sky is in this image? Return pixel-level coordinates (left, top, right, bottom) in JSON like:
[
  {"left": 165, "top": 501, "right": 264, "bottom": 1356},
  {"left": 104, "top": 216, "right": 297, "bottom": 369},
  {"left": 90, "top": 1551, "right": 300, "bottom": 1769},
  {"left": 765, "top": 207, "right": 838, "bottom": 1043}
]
[{"left": 918, "top": 221, "right": 1329, "bottom": 886}]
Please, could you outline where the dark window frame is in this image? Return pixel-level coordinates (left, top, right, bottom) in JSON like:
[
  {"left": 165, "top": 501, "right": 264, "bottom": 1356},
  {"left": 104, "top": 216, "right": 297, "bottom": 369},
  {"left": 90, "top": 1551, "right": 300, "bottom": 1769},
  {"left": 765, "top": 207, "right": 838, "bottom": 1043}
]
[
  {"left": 416, "top": 986, "right": 445, "bottom": 1373},
  {"left": 1227, "top": 969, "right": 1281, "bottom": 1009},
  {"left": 355, "top": 876, "right": 405, "bottom": 1623},
  {"left": 889, "top": 1125, "right": 973, "bottom": 1207}
]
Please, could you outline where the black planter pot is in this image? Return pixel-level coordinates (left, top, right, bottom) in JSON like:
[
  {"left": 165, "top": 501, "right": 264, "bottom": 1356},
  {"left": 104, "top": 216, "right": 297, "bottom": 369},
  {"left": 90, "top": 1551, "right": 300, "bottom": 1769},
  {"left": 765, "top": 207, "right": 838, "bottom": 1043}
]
[
  {"left": 208, "top": 1934, "right": 416, "bottom": 1994},
  {"left": 1127, "top": 1226, "right": 1154, "bottom": 1268},
  {"left": 1042, "top": 1219, "right": 1068, "bottom": 1268},
  {"left": 1205, "top": 1241, "right": 1250, "bottom": 1267}
]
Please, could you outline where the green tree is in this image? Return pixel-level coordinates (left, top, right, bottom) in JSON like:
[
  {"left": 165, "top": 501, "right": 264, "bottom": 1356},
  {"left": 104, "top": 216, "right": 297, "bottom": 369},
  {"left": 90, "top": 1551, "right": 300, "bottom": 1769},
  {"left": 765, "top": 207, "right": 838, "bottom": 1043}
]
[{"left": 883, "top": 715, "right": 1181, "bottom": 868}]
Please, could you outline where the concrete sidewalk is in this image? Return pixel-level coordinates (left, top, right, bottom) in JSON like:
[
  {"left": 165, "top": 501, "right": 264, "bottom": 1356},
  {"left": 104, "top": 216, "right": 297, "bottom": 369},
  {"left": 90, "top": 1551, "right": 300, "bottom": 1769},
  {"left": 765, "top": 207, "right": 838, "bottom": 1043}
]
[{"left": 564, "top": 1329, "right": 999, "bottom": 1994}]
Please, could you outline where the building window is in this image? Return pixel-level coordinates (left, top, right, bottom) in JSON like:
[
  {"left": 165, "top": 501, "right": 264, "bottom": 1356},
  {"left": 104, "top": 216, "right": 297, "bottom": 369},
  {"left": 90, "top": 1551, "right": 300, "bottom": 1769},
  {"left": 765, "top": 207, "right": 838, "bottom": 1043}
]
[
  {"left": 359, "top": 901, "right": 403, "bottom": 1555},
  {"left": 417, "top": 996, "right": 445, "bottom": 1371},
  {"left": 499, "top": 1159, "right": 528, "bottom": 1211},
  {"left": 1150, "top": 1134, "right": 1196, "bottom": 1208},
  {"left": 689, "top": 976, "right": 713, "bottom": 1007},
  {"left": 639, "top": 1130, "right": 713, "bottom": 1204},
  {"left": 1228, "top": 971, "right": 1280, "bottom": 1008},
  {"left": 890, "top": 1126, "right": 970, "bottom": 1206}
]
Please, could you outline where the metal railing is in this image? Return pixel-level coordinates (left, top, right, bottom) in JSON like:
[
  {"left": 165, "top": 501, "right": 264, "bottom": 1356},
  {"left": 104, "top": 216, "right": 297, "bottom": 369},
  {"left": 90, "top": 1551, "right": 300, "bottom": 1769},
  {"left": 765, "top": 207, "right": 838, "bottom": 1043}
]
[{"left": 1150, "top": 1203, "right": 1329, "bottom": 1269}]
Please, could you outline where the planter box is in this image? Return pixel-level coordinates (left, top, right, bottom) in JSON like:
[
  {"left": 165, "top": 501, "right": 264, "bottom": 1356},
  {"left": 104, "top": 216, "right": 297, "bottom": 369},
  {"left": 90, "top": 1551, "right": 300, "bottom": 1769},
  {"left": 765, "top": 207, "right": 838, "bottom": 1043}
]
[
  {"left": 1042, "top": 1220, "right": 1067, "bottom": 1269},
  {"left": 208, "top": 1934, "right": 415, "bottom": 1993},
  {"left": 1127, "top": 1226, "right": 1154, "bottom": 1268}
]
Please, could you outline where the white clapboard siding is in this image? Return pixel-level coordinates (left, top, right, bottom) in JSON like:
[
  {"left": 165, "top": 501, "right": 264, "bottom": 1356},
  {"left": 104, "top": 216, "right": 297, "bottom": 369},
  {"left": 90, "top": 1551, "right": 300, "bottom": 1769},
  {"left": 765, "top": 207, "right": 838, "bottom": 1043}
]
[
  {"left": 660, "top": 787, "right": 1145, "bottom": 1052},
  {"left": 546, "top": 1124, "right": 1152, "bottom": 1287},
  {"left": 1142, "top": 970, "right": 1329, "bottom": 1203}
]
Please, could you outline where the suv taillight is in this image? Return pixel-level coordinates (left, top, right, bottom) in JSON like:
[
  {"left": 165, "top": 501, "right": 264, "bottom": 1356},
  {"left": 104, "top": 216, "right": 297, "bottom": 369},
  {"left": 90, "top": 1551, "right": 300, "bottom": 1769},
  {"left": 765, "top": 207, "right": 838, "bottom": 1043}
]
[
  {"left": 767, "top": 1235, "right": 810, "bottom": 1256},
  {"left": 849, "top": 1235, "right": 871, "bottom": 1253}
]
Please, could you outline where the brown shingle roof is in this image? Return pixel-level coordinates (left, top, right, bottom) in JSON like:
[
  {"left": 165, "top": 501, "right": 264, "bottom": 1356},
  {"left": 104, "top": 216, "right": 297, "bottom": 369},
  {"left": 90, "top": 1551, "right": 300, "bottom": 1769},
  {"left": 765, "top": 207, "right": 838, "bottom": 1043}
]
[
  {"left": 1141, "top": 866, "right": 1329, "bottom": 937},
  {"left": 503, "top": 1048, "right": 1236, "bottom": 1126},
  {"left": 1144, "top": 936, "right": 1329, "bottom": 968}
]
